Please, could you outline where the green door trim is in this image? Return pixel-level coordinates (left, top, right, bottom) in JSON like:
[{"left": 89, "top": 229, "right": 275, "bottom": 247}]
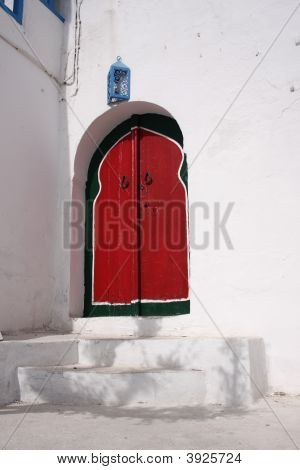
[{"left": 84, "top": 113, "right": 189, "bottom": 317}]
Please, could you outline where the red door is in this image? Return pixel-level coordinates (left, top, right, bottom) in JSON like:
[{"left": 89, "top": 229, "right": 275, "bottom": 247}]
[{"left": 84, "top": 114, "right": 189, "bottom": 316}]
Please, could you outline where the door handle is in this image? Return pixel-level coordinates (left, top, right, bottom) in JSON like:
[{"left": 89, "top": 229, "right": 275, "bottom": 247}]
[
  {"left": 144, "top": 171, "right": 153, "bottom": 185},
  {"left": 120, "top": 176, "right": 129, "bottom": 189}
]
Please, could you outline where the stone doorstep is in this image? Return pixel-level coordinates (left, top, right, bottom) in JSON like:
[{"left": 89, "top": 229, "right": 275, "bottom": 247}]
[
  {"left": 18, "top": 366, "right": 206, "bottom": 407},
  {"left": 0, "top": 335, "right": 268, "bottom": 407}
]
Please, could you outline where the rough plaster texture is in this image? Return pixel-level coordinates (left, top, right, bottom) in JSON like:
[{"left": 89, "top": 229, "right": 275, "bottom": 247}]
[
  {"left": 0, "top": 1, "right": 64, "bottom": 331},
  {"left": 0, "top": 0, "right": 299, "bottom": 395}
]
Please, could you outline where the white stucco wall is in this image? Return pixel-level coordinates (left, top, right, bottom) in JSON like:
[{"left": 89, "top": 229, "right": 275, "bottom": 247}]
[
  {"left": 0, "top": 0, "right": 64, "bottom": 331},
  {"left": 61, "top": 0, "right": 300, "bottom": 393},
  {"left": 1, "top": 0, "right": 300, "bottom": 395}
]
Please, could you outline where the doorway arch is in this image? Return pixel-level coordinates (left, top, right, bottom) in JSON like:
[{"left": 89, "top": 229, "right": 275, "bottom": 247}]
[{"left": 70, "top": 102, "right": 189, "bottom": 318}]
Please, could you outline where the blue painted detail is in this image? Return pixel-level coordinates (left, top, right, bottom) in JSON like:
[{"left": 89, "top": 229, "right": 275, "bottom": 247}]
[
  {"left": 107, "top": 57, "right": 131, "bottom": 104},
  {"left": 0, "top": 0, "right": 24, "bottom": 25},
  {"left": 40, "top": 0, "right": 64, "bottom": 23}
]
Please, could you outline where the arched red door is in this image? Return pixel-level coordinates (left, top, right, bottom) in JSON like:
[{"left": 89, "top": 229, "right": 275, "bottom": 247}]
[{"left": 84, "top": 114, "right": 189, "bottom": 316}]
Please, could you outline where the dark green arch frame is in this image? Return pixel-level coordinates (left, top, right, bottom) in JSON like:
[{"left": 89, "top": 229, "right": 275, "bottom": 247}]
[{"left": 84, "top": 113, "right": 189, "bottom": 317}]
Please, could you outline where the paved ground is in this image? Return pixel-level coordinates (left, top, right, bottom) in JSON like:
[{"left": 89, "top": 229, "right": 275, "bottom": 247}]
[{"left": 0, "top": 396, "right": 299, "bottom": 450}]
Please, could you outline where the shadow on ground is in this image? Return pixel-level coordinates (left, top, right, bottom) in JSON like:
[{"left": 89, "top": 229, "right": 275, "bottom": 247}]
[{"left": 0, "top": 402, "right": 251, "bottom": 425}]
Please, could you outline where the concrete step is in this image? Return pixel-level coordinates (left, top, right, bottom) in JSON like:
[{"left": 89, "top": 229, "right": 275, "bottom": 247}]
[
  {"left": 0, "top": 334, "right": 78, "bottom": 406},
  {"left": 18, "top": 366, "right": 205, "bottom": 407},
  {"left": 5, "top": 335, "right": 267, "bottom": 407},
  {"left": 78, "top": 336, "right": 261, "bottom": 369},
  {"left": 77, "top": 337, "right": 268, "bottom": 406},
  {"left": 17, "top": 335, "right": 268, "bottom": 406}
]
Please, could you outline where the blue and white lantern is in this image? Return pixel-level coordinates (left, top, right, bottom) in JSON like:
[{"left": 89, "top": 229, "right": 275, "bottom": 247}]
[{"left": 107, "top": 56, "right": 131, "bottom": 104}]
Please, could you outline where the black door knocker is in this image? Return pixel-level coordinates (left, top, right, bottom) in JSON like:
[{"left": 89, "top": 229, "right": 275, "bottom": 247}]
[
  {"left": 144, "top": 171, "right": 153, "bottom": 186},
  {"left": 120, "top": 175, "right": 129, "bottom": 189}
]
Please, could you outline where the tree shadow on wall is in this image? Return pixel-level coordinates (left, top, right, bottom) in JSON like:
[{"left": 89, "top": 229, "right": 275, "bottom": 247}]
[{"left": 216, "top": 338, "right": 268, "bottom": 407}]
